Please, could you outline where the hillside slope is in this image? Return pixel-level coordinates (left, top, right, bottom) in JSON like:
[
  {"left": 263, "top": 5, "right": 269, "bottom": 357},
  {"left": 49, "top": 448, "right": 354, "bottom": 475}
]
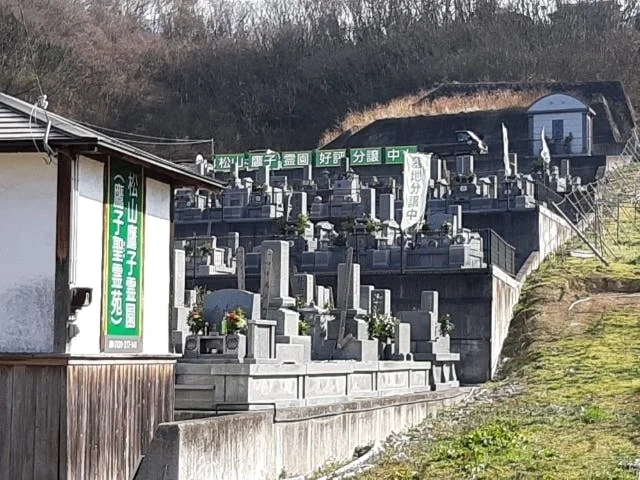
[{"left": 355, "top": 252, "right": 640, "bottom": 479}]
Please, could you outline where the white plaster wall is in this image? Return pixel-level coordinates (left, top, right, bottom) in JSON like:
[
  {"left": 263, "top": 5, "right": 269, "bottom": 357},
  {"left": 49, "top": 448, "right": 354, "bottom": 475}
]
[
  {"left": 67, "top": 156, "right": 104, "bottom": 354},
  {"left": 142, "top": 178, "right": 171, "bottom": 354},
  {"left": 532, "top": 112, "right": 585, "bottom": 155},
  {"left": 0, "top": 153, "right": 57, "bottom": 352}
]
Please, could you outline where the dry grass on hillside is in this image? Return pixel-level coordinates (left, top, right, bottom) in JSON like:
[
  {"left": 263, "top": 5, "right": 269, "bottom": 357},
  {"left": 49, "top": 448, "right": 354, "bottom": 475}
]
[{"left": 318, "top": 89, "right": 549, "bottom": 147}]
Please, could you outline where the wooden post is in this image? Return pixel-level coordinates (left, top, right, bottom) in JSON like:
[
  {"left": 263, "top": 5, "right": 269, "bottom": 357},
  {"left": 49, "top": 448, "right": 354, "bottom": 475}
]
[{"left": 236, "top": 246, "right": 246, "bottom": 290}]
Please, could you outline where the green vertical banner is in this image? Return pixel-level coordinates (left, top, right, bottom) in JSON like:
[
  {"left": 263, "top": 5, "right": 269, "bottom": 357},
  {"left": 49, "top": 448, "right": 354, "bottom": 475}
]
[{"left": 103, "top": 158, "right": 144, "bottom": 353}]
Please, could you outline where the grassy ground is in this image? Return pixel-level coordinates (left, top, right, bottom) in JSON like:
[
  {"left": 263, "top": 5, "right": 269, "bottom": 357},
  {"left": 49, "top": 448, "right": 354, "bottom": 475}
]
[{"left": 357, "top": 242, "right": 640, "bottom": 479}]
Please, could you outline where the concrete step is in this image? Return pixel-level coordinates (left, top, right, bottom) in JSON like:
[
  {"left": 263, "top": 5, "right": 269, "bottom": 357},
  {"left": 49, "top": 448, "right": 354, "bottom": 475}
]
[
  {"left": 175, "top": 384, "right": 215, "bottom": 391},
  {"left": 175, "top": 388, "right": 218, "bottom": 410},
  {"left": 176, "top": 363, "right": 214, "bottom": 375}
]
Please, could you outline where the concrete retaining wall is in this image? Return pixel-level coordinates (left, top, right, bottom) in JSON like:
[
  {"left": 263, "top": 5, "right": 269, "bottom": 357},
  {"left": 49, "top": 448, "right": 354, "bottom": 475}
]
[
  {"left": 537, "top": 204, "right": 574, "bottom": 262},
  {"left": 490, "top": 266, "right": 522, "bottom": 375},
  {"left": 134, "top": 388, "right": 469, "bottom": 480}
]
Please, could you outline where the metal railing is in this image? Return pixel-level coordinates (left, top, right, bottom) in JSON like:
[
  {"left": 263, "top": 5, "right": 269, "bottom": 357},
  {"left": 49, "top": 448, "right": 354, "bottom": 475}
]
[{"left": 477, "top": 229, "right": 516, "bottom": 276}]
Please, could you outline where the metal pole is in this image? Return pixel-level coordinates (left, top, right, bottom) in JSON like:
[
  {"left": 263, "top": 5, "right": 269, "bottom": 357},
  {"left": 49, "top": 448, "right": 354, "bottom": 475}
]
[
  {"left": 400, "top": 230, "right": 405, "bottom": 275},
  {"left": 552, "top": 202, "right": 609, "bottom": 266},
  {"left": 617, "top": 194, "right": 620, "bottom": 243}
]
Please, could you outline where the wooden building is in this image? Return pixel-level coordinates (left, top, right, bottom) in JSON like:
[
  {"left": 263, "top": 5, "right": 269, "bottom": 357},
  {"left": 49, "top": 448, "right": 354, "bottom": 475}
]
[{"left": 0, "top": 92, "right": 224, "bottom": 479}]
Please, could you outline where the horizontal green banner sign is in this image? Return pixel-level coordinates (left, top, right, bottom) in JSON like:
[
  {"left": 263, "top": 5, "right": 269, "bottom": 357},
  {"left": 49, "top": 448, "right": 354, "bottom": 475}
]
[
  {"left": 213, "top": 153, "right": 245, "bottom": 171},
  {"left": 211, "top": 145, "right": 418, "bottom": 171},
  {"left": 246, "top": 152, "right": 281, "bottom": 170},
  {"left": 315, "top": 149, "right": 347, "bottom": 168},
  {"left": 281, "top": 151, "right": 313, "bottom": 169},
  {"left": 350, "top": 147, "right": 382, "bottom": 166},
  {"left": 384, "top": 145, "right": 418, "bottom": 164}
]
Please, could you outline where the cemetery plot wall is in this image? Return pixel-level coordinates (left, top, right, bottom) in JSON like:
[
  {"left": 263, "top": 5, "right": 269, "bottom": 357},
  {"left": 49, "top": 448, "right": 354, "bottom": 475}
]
[
  {"left": 0, "top": 153, "right": 57, "bottom": 353},
  {"left": 135, "top": 388, "right": 469, "bottom": 480},
  {"left": 199, "top": 268, "right": 519, "bottom": 384}
]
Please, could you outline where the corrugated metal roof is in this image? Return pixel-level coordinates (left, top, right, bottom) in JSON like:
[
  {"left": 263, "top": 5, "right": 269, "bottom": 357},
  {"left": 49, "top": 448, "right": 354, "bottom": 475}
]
[
  {"left": 0, "top": 92, "right": 226, "bottom": 190},
  {"left": 0, "top": 104, "right": 74, "bottom": 141}
]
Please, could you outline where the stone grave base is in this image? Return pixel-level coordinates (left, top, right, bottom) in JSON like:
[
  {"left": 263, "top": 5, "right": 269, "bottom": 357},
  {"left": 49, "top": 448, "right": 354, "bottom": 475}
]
[
  {"left": 426, "top": 353, "right": 461, "bottom": 391},
  {"left": 175, "top": 360, "right": 435, "bottom": 410}
]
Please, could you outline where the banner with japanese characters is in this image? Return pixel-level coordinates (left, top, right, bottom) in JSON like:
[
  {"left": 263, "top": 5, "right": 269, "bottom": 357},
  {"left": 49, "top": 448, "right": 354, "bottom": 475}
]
[
  {"left": 213, "top": 153, "right": 245, "bottom": 171},
  {"left": 246, "top": 151, "right": 281, "bottom": 170},
  {"left": 103, "top": 158, "right": 144, "bottom": 353},
  {"left": 315, "top": 149, "right": 347, "bottom": 167},
  {"left": 281, "top": 151, "right": 312, "bottom": 169},
  {"left": 384, "top": 145, "right": 418, "bottom": 164},
  {"left": 349, "top": 147, "right": 382, "bottom": 166},
  {"left": 400, "top": 152, "right": 431, "bottom": 233}
]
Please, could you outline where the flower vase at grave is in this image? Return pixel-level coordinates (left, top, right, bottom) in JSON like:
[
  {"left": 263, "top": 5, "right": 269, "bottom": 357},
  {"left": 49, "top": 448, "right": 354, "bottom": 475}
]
[{"left": 378, "top": 338, "right": 392, "bottom": 360}]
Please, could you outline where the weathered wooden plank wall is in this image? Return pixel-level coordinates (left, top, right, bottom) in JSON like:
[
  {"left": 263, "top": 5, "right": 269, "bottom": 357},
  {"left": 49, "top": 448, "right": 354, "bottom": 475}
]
[
  {"left": 0, "top": 359, "right": 175, "bottom": 480},
  {"left": 66, "top": 361, "right": 175, "bottom": 480},
  {"left": 0, "top": 364, "right": 66, "bottom": 479}
]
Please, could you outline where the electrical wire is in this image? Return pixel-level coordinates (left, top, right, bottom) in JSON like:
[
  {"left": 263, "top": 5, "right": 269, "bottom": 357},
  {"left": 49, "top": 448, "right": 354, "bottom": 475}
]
[
  {"left": 113, "top": 138, "right": 213, "bottom": 146},
  {"left": 76, "top": 119, "right": 214, "bottom": 142},
  {"left": 18, "top": 1, "right": 43, "bottom": 98}
]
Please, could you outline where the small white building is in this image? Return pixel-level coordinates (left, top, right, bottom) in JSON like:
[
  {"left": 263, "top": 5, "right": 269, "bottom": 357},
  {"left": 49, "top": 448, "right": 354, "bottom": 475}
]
[
  {"left": 0, "top": 91, "right": 224, "bottom": 479},
  {"left": 528, "top": 93, "right": 595, "bottom": 157}
]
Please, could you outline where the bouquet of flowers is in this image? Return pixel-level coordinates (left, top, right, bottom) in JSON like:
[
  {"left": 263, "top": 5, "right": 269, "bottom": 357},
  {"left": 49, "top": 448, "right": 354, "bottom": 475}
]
[
  {"left": 187, "top": 307, "right": 205, "bottom": 334},
  {"left": 367, "top": 313, "right": 398, "bottom": 342},
  {"left": 221, "top": 308, "right": 247, "bottom": 335}
]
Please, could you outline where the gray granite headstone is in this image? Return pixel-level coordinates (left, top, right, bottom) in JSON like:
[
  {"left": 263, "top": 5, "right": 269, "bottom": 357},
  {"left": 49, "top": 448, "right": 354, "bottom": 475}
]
[
  {"left": 455, "top": 155, "right": 474, "bottom": 175},
  {"left": 421, "top": 290, "right": 438, "bottom": 316},
  {"left": 256, "top": 165, "right": 270, "bottom": 186},
  {"left": 261, "top": 240, "right": 293, "bottom": 304},
  {"left": 371, "top": 289, "right": 391, "bottom": 316},
  {"left": 184, "top": 289, "right": 198, "bottom": 309},
  {"left": 360, "top": 285, "right": 374, "bottom": 312},
  {"left": 173, "top": 249, "right": 186, "bottom": 308},
  {"left": 360, "top": 188, "right": 376, "bottom": 218},
  {"left": 292, "top": 273, "right": 314, "bottom": 306},
  {"left": 290, "top": 191, "right": 308, "bottom": 219},
  {"left": 204, "top": 289, "right": 260, "bottom": 331},
  {"left": 337, "top": 262, "right": 360, "bottom": 310},
  {"left": 393, "top": 323, "right": 411, "bottom": 360},
  {"left": 379, "top": 193, "right": 394, "bottom": 221}
]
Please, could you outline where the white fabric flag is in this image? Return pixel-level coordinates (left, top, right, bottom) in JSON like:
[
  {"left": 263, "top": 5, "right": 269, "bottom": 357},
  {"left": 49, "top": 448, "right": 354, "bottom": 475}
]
[
  {"left": 541, "top": 126, "right": 551, "bottom": 165},
  {"left": 401, "top": 152, "right": 431, "bottom": 233},
  {"left": 502, "top": 123, "right": 512, "bottom": 176}
]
